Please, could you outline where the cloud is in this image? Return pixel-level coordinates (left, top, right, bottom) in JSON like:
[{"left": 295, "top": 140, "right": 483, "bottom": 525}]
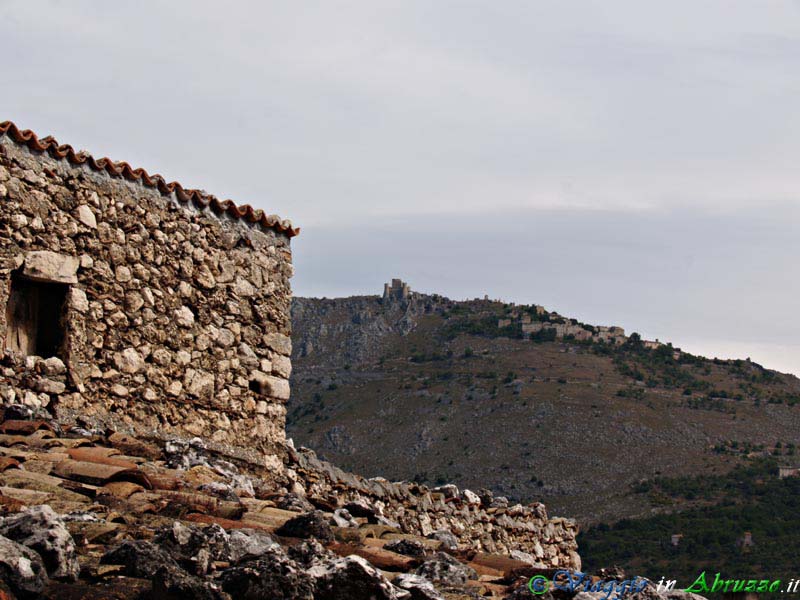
[{"left": 2, "top": 1, "right": 799, "bottom": 372}]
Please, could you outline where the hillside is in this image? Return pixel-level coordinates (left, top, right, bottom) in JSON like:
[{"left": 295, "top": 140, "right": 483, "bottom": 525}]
[
  {"left": 288, "top": 282, "right": 800, "bottom": 525},
  {"left": 579, "top": 458, "right": 800, "bottom": 591}
]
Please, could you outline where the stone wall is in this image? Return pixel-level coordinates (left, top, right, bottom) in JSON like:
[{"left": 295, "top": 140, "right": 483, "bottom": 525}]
[
  {"left": 0, "top": 129, "right": 294, "bottom": 470},
  {"left": 289, "top": 445, "right": 581, "bottom": 570}
]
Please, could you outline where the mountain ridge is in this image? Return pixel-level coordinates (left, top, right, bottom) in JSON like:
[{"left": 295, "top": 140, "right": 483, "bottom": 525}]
[{"left": 288, "top": 281, "right": 800, "bottom": 524}]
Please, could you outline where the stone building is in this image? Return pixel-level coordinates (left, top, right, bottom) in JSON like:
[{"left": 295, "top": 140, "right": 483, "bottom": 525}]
[
  {"left": 382, "top": 278, "right": 411, "bottom": 302},
  {"left": 0, "top": 121, "right": 297, "bottom": 468},
  {"left": 642, "top": 339, "right": 664, "bottom": 350}
]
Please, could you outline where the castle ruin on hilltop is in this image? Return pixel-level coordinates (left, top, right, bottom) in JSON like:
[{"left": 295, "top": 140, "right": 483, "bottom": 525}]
[
  {"left": 382, "top": 278, "right": 411, "bottom": 302},
  {"left": 0, "top": 121, "right": 296, "bottom": 469}
]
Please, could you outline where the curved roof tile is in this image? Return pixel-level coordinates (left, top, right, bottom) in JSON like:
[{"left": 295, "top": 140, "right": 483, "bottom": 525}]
[{"left": 0, "top": 120, "right": 299, "bottom": 237}]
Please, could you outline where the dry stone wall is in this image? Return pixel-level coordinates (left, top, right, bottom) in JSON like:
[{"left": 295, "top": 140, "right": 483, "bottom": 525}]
[
  {"left": 289, "top": 445, "right": 581, "bottom": 569},
  {"left": 0, "top": 133, "right": 294, "bottom": 470}
]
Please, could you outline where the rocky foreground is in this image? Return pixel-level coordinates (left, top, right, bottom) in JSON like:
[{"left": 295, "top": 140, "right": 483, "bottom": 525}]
[{"left": 0, "top": 405, "right": 705, "bottom": 600}]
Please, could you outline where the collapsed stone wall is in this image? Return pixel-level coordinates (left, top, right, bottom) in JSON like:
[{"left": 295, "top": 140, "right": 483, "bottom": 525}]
[
  {"left": 288, "top": 445, "right": 581, "bottom": 570},
  {"left": 0, "top": 132, "right": 293, "bottom": 470}
]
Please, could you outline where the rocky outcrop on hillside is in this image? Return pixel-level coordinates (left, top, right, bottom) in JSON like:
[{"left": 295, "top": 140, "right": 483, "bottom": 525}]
[{"left": 291, "top": 292, "right": 446, "bottom": 366}]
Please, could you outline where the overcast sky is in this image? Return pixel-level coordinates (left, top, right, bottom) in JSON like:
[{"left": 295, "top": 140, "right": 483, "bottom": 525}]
[{"left": 3, "top": 1, "right": 799, "bottom": 374}]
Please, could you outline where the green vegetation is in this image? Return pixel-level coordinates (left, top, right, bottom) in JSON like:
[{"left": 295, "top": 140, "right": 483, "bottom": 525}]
[
  {"left": 684, "top": 396, "right": 736, "bottom": 414},
  {"left": 616, "top": 386, "right": 645, "bottom": 400},
  {"left": 604, "top": 337, "right": 715, "bottom": 392},
  {"left": 530, "top": 327, "right": 557, "bottom": 343},
  {"left": 410, "top": 350, "right": 447, "bottom": 363},
  {"left": 579, "top": 459, "right": 800, "bottom": 592},
  {"left": 441, "top": 315, "right": 522, "bottom": 340},
  {"left": 596, "top": 334, "right": 798, "bottom": 409},
  {"left": 712, "top": 441, "right": 796, "bottom": 457}
]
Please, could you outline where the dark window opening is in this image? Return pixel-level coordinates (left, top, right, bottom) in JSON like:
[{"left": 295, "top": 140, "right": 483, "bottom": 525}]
[{"left": 5, "top": 273, "right": 68, "bottom": 358}]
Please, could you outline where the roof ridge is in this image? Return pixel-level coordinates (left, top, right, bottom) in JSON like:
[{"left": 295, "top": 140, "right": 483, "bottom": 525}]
[{"left": 0, "top": 120, "right": 299, "bottom": 237}]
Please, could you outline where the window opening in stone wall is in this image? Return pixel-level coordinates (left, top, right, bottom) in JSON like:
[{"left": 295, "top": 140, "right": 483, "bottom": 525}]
[{"left": 5, "top": 273, "right": 68, "bottom": 358}]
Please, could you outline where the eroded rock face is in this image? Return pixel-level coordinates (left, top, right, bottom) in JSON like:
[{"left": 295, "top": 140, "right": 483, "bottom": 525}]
[
  {"left": 219, "top": 546, "right": 315, "bottom": 600},
  {"left": 275, "top": 510, "right": 334, "bottom": 543},
  {"left": 0, "top": 416, "right": 598, "bottom": 600},
  {"left": 0, "top": 534, "right": 49, "bottom": 599},
  {"left": 153, "top": 522, "right": 231, "bottom": 576},
  {"left": 426, "top": 529, "right": 458, "bottom": 551},
  {"left": 228, "top": 529, "right": 279, "bottom": 564},
  {"left": 415, "top": 553, "right": 477, "bottom": 587},
  {"left": 308, "top": 555, "right": 411, "bottom": 600},
  {"left": 332, "top": 508, "right": 358, "bottom": 528},
  {"left": 394, "top": 574, "right": 445, "bottom": 600},
  {"left": 384, "top": 539, "right": 427, "bottom": 558},
  {"left": 0, "top": 505, "right": 79, "bottom": 581},
  {"left": 274, "top": 493, "right": 314, "bottom": 512},
  {"left": 152, "top": 564, "right": 229, "bottom": 600},
  {"left": 286, "top": 538, "right": 336, "bottom": 569},
  {"left": 100, "top": 540, "right": 179, "bottom": 578}
]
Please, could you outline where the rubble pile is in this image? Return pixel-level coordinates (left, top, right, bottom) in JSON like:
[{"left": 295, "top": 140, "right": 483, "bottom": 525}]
[
  {"left": 0, "top": 409, "right": 549, "bottom": 598},
  {"left": 0, "top": 408, "right": 711, "bottom": 600}
]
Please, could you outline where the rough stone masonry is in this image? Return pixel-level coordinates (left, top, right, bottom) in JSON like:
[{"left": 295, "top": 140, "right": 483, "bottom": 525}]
[{"left": 0, "top": 122, "right": 297, "bottom": 472}]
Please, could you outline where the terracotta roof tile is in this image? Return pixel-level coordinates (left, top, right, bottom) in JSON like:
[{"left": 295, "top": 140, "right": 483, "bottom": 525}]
[
  {"left": 66, "top": 447, "right": 140, "bottom": 469},
  {"left": 52, "top": 460, "right": 153, "bottom": 489},
  {"left": 0, "top": 457, "right": 20, "bottom": 472},
  {"left": 0, "top": 419, "right": 54, "bottom": 435},
  {"left": 184, "top": 512, "right": 271, "bottom": 531},
  {"left": 0, "top": 120, "right": 299, "bottom": 237},
  {"left": 99, "top": 481, "right": 145, "bottom": 500}
]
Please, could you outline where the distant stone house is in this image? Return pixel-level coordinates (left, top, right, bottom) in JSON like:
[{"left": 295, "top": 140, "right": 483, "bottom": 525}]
[
  {"left": 522, "top": 322, "right": 545, "bottom": 335},
  {"left": 571, "top": 329, "right": 592, "bottom": 341},
  {"left": 0, "top": 121, "right": 297, "bottom": 469},
  {"left": 553, "top": 323, "right": 569, "bottom": 337},
  {"left": 779, "top": 466, "right": 800, "bottom": 479},
  {"left": 596, "top": 325, "right": 626, "bottom": 344}
]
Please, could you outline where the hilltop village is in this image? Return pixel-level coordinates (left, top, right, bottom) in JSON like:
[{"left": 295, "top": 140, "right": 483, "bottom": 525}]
[{"left": 384, "top": 278, "right": 665, "bottom": 350}]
